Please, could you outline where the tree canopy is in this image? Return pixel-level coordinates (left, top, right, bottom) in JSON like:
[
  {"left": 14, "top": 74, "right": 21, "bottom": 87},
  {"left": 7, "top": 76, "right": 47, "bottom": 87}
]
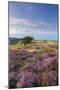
[{"left": 21, "top": 36, "right": 34, "bottom": 45}]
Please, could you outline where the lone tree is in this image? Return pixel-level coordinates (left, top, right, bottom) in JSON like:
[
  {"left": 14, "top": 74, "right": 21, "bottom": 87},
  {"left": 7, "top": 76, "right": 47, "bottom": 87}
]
[{"left": 22, "top": 36, "right": 34, "bottom": 45}]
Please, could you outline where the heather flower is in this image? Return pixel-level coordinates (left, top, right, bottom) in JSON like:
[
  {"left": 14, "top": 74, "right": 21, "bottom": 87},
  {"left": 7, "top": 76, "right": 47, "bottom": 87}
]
[
  {"left": 9, "top": 71, "right": 17, "bottom": 80},
  {"left": 9, "top": 45, "right": 58, "bottom": 88},
  {"left": 33, "top": 53, "right": 43, "bottom": 62},
  {"left": 42, "top": 56, "right": 57, "bottom": 68},
  {"left": 20, "top": 63, "right": 34, "bottom": 72},
  {"left": 16, "top": 71, "right": 37, "bottom": 88},
  {"left": 41, "top": 53, "right": 49, "bottom": 59},
  {"left": 34, "top": 61, "right": 43, "bottom": 71},
  {"left": 42, "top": 71, "right": 58, "bottom": 86},
  {"left": 48, "top": 52, "right": 57, "bottom": 57}
]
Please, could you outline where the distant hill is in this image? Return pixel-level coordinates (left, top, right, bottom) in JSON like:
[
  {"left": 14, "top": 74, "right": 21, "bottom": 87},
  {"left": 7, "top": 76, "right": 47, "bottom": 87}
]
[
  {"left": 9, "top": 37, "right": 22, "bottom": 44},
  {"left": 9, "top": 37, "right": 57, "bottom": 45}
]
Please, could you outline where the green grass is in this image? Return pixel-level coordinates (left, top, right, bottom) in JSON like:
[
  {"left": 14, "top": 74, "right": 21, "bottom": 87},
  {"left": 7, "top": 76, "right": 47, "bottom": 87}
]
[{"left": 9, "top": 40, "right": 57, "bottom": 51}]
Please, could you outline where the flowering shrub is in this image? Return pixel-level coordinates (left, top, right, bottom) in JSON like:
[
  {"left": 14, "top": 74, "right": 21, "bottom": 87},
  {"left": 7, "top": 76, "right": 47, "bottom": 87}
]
[
  {"left": 41, "top": 53, "right": 49, "bottom": 59},
  {"left": 16, "top": 71, "right": 37, "bottom": 88},
  {"left": 9, "top": 43, "right": 58, "bottom": 88},
  {"left": 42, "top": 71, "right": 58, "bottom": 86},
  {"left": 42, "top": 56, "right": 57, "bottom": 68},
  {"left": 34, "top": 61, "right": 43, "bottom": 72}
]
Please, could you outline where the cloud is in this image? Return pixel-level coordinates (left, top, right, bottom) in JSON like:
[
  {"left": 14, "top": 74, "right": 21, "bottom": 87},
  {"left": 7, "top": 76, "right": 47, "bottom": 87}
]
[
  {"left": 9, "top": 17, "right": 38, "bottom": 28},
  {"left": 9, "top": 17, "right": 57, "bottom": 38}
]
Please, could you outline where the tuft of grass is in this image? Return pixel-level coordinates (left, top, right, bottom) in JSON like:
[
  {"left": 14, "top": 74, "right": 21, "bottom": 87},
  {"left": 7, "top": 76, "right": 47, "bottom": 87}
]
[{"left": 42, "top": 47, "right": 55, "bottom": 53}]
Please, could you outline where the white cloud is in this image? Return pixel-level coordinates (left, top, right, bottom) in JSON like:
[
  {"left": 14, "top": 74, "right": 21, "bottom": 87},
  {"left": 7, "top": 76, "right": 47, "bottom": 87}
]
[
  {"left": 9, "top": 27, "right": 16, "bottom": 35},
  {"left": 9, "top": 17, "right": 57, "bottom": 38}
]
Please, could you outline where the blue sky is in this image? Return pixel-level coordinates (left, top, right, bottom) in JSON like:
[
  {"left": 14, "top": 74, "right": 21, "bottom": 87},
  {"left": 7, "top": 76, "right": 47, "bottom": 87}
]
[{"left": 9, "top": 1, "right": 58, "bottom": 40}]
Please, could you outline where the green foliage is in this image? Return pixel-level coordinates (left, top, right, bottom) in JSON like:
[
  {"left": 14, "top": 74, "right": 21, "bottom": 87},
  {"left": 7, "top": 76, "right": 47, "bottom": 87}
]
[
  {"left": 43, "top": 40, "right": 47, "bottom": 43},
  {"left": 21, "top": 36, "right": 34, "bottom": 45},
  {"left": 9, "top": 37, "right": 21, "bottom": 45},
  {"left": 43, "top": 47, "right": 55, "bottom": 53}
]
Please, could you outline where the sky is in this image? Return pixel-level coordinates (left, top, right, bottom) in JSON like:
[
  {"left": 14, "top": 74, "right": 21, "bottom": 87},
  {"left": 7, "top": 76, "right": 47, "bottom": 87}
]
[{"left": 8, "top": 1, "right": 58, "bottom": 40}]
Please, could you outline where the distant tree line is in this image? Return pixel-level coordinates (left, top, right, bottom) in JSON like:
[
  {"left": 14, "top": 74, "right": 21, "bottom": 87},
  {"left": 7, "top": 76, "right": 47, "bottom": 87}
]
[
  {"left": 9, "top": 36, "right": 34, "bottom": 45},
  {"left": 9, "top": 38, "right": 21, "bottom": 44}
]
